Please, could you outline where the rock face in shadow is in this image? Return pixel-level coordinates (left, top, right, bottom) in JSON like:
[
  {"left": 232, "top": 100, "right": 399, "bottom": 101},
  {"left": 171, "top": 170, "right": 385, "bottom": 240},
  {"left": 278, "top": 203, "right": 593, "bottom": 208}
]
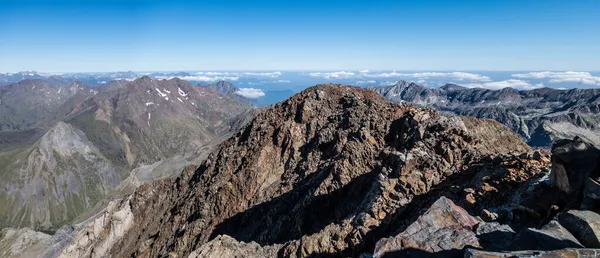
[
  {"left": 51, "top": 84, "right": 536, "bottom": 258},
  {"left": 550, "top": 137, "right": 600, "bottom": 195}
]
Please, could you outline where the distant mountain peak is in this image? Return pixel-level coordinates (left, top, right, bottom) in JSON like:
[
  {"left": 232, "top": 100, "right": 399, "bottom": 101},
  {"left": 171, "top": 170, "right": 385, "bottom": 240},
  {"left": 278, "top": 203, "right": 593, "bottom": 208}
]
[{"left": 206, "top": 81, "right": 239, "bottom": 96}]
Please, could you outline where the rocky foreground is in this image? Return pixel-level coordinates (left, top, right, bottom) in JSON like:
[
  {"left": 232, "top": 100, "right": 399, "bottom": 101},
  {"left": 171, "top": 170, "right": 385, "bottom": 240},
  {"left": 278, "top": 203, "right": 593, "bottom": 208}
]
[{"left": 4, "top": 84, "right": 600, "bottom": 257}]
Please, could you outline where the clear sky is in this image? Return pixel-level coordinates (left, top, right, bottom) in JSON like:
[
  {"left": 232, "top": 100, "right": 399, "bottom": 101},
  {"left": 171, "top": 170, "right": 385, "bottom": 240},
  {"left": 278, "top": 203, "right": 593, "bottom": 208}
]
[{"left": 1, "top": 0, "right": 599, "bottom": 72}]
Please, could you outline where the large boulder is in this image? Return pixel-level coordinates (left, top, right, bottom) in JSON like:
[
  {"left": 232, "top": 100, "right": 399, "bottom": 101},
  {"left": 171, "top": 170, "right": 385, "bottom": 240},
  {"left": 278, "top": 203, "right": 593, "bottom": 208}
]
[
  {"left": 551, "top": 137, "right": 600, "bottom": 195},
  {"left": 373, "top": 196, "right": 480, "bottom": 257},
  {"left": 509, "top": 220, "right": 584, "bottom": 251},
  {"left": 558, "top": 209, "right": 600, "bottom": 248}
]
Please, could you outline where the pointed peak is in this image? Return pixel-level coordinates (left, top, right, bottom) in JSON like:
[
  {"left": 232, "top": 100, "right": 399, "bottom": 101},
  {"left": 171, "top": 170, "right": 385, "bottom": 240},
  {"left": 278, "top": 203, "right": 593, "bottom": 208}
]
[
  {"left": 440, "top": 83, "right": 466, "bottom": 91},
  {"left": 207, "top": 81, "right": 239, "bottom": 96}
]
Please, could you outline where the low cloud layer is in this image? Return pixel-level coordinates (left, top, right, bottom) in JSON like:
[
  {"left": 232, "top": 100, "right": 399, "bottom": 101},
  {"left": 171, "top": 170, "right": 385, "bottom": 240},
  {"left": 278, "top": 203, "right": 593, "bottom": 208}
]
[
  {"left": 308, "top": 71, "right": 491, "bottom": 82},
  {"left": 235, "top": 88, "right": 265, "bottom": 99},
  {"left": 308, "top": 71, "right": 356, "bottom": 79},
  {"left": 155, "top": 75, "right": 240, "bottom": 82},
  {"left": 463, "top": 79, "right": 544, "bottom": 90},
  {"left": 512, "top": 71, "right": 600, "bottom": 86}
]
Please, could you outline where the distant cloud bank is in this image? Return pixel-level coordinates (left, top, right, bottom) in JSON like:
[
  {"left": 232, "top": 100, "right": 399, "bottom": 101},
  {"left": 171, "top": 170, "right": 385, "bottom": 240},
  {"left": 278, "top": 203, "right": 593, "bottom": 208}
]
[
  {"left": 512, "top": 71, "right": 600, "bottom": 86},
  {"left": 308, "top": 71, "right": 492, "bottom": 82},
  {"left": 463, "top": 79, "right": 544, "bottom": 90},
  {"left": 235, "top": 88, "right": 265, "bottom": 99}
]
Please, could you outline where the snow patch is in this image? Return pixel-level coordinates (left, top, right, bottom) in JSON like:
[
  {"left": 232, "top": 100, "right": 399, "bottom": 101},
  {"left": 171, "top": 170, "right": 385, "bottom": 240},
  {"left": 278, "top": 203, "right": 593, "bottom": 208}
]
[
  {"left": 177, "top": 97, "right": 183, "bottom": 103},
  {"left": 145, "top": 102, "right": 155, "bottom": 106},
  {"left": 178, "top": 87, "right": 187, "bottom": 97},
  {"left": 155, "top": 88, "right": 167, "bottom": 97},
  {"left": 163, "top": 88, "right": 171, "bottom": 94},
  {"left": 147, "top": 112, "right": 151, "bottom": 126}
]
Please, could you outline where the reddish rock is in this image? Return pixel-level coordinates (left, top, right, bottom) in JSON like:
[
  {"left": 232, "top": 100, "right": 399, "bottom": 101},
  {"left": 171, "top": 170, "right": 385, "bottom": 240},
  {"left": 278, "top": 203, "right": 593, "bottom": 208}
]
[{"left": 373, "top": 196, "right": 480, "bottom": 257}]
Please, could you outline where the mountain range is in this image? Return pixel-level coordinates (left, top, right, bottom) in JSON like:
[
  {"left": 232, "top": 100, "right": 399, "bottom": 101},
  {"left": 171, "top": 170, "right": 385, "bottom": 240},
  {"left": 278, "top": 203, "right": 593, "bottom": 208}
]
[
  {"left": 369, "top": 81, "right": 600, "bottom": 148},
  {"left": 2, "top": 80, "right": 600, "bottom": 257},
  {"left": 0, "top": 76, "right": 254, "bottom": 232},
  {"left": 0, "top": 84, "right": 561, "bottom": 257}
]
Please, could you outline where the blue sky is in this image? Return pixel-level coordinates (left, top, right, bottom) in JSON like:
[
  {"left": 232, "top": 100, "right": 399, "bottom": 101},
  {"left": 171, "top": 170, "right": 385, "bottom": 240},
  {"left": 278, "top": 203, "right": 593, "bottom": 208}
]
[{"left": 1, "top": 0, "right": 599, "bottom": 72}]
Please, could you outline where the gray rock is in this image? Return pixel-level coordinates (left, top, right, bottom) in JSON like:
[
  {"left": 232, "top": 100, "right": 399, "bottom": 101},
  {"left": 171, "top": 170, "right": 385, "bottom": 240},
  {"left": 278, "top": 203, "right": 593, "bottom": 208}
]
[
  {"left": 558, "top": 210, "right": 600, "bottom": 248},
  {"left": 509, "top": 220, "right": 584, "bottom": 251},
  {"left": 551, "top": 137, "right": 600, "bottom": 195},
  {"left": 188, "top": 235, "right": 281, "bottom": 258},
  {"left": 465, "top": 248, "right": 600, "bottom": 258},
  {"left": 475, "top": 222, "right": 515, "bottom": 251}
]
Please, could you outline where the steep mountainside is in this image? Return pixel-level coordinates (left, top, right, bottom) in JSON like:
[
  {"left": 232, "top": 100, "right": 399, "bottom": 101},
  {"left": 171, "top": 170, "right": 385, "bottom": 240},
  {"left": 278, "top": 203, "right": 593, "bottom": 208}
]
[
  {"left": 0, "top": 122, "right": 123, "bottom": 232},
  {"left": 65, "top": 76, "right": 254, "bottom": 167},
  {"left": 0, "top": 80, "right": 96, "bottom": 131},
  {"left": 0, "top": 77, "right": 254, "bottom": 232},
  {"left": 48, "top": 84, "right": 540, "bottom": 258},
  {"left": 369, "top": 81, "right": 600, "bottom": 147}
]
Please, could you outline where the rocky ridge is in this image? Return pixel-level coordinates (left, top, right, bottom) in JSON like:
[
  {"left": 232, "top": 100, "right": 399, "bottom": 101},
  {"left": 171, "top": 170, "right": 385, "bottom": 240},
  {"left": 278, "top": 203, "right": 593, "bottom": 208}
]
[{"left": 32, "top": 84, "right": 552, "bottom": 258}]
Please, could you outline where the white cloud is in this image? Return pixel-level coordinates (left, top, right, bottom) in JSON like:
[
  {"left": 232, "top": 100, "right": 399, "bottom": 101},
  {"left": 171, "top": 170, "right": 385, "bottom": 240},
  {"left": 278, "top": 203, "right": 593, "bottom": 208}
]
[
  {"left": 196, "top": 72, "right": 234, "bottom": 76},
  {"left": 155, "top": 75, "right": 239, "bottom": 81},
  {"left": 246, "top": 79, "right": 291, "bottom": 85},
  {"left": 307, "top": 71, "right": 491, "bottom": 82},
  {"left": 243, "top": 72, "right": 282, "bottom": 78},
  {"left": 364, "top": 72, "right": 491, "bottom": 81},
  {"left": 379, "top": 81, "right": 398, "bottom": 86},
  {"left": 235, "top": 88, "right": 265, "bottom": 99},
  {"left": 354, "top": 80, "right": 376, "bottom": 84},
  {"left": 308, "top": 71, "right": 356, "bottom": 79},
  {"left": 462, "top": 79, "right": 543, "bottom": 90},
  {"left": 512, "top": 71, "right": 600, "bottom": 86}
]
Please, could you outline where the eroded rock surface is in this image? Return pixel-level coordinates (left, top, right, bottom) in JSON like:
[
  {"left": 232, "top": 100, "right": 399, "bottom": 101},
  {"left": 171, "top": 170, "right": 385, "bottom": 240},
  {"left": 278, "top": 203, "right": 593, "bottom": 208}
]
[{"left": 373, "top": 196, "right": 480, "bottom": 257}]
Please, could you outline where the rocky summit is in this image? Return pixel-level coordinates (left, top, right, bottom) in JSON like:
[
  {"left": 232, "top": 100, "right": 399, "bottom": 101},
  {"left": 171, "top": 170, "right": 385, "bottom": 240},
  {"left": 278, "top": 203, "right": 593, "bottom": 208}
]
[{"left": 14, "top": 83, "right": 553, "bottom": 258}]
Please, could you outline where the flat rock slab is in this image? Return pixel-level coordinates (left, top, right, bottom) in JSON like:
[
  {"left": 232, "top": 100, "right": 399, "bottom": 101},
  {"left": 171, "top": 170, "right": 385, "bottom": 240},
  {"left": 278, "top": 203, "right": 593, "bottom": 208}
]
[
  {"left": 373, "top": 196, "right": 480, "bottom": 258},
  {"left": 509, "top": 220, "right": 584, "bottom": 251},
  {"left": 558, "top": 210, "right": 600, "bottom": 248}
]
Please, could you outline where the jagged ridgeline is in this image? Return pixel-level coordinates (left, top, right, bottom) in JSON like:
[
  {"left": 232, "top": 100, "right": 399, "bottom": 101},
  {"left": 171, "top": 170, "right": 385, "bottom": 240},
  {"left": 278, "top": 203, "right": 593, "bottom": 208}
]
[
  {"left": 370, "top": 81, "right": 600, "bottom": 148},
  {"left": 0, "top": 77, "right": 254, "bottom": 232},
  {"left": 47, "top": 84, "right": 544, "bottom": 257}
]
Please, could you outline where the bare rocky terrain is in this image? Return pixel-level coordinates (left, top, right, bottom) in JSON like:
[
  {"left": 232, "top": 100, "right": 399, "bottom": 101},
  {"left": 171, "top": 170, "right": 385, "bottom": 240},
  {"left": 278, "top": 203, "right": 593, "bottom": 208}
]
[{"left": 3, "top": 83, "right": 600, "bottom": 258}]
